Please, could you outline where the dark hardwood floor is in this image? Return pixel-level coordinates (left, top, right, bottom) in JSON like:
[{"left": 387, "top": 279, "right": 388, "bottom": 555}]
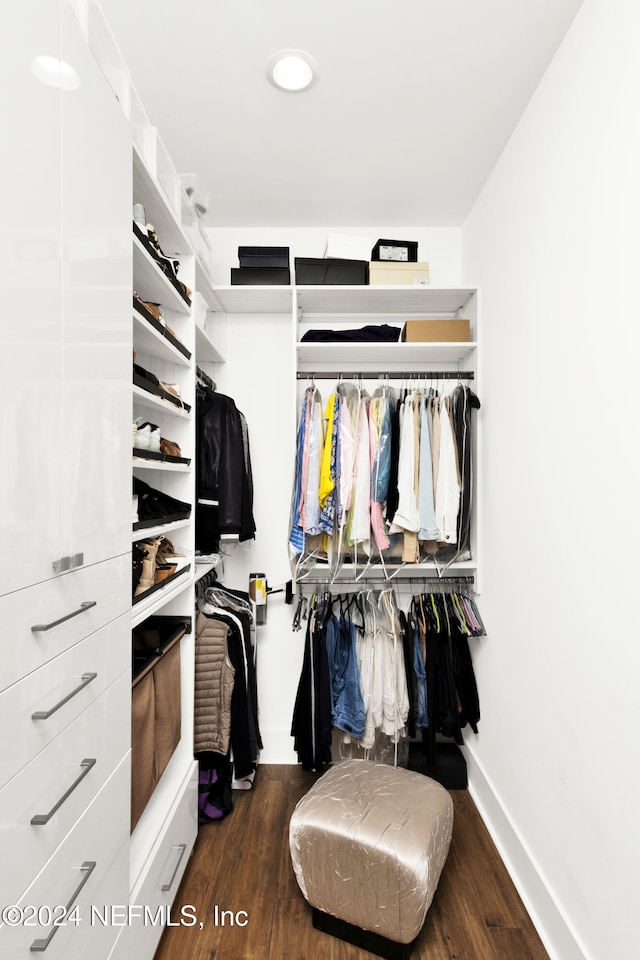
[{"left": 154, "top": 764, "right": 550, "bottom": 960}]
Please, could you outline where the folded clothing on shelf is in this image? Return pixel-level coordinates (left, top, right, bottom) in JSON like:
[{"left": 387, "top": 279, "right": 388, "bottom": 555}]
[
  {"left": 133, "top": 477, "right": 191, "bottom": 529},
  {"left": 300, "top": 323, "right": 402, "bottom": 342}
]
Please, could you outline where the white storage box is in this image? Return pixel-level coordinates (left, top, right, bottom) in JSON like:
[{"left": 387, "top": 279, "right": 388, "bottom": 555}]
[{"left": 325, "top": 233, "right": 374, "bottom": 261}]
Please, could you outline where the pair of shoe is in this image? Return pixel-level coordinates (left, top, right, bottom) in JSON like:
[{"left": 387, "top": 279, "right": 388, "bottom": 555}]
[
  {"left": 133, "top": 476, "right": 191, "bottom": 527},
  {"left": 133, "top": 291, "right": 192, "bottom": 361},
  {"left": 133, "top": 418, "right": 161, "bottom": 452},
  {"left": 133, "top": 535, "right": 186, "bottom": 597},
  {"left": 133, "top": 420, "right": 183, "bottom": 459}
]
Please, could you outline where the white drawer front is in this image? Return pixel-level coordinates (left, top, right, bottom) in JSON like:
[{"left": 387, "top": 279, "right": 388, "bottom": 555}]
[
  {"left": 113, "top": 766, "right": 198, "bottom": 960},
  {"left": 0, "top": 673, "right": 130, "bottom": 909},
  {"left": 0, "top": 612, "right": 129, "bottom": 788},
  {"left": 0, "top": 554, "right": 129, "bottom": 693},
  {"left": 0, "top": 754, "right": 130, "bottom": 959}
]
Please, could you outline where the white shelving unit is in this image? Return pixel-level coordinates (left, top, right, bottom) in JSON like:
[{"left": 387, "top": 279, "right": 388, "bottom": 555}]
[{"left": 206, "top": 281, "right": 480, "bottom": 582}]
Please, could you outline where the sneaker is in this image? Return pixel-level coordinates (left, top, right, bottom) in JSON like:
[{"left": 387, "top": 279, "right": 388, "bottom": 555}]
[
  {"left": 133, "top": 202, "right": 146, "bottom": 233},
  {"left": 134, "top": 418, "right": 161, "bottom": 452}
]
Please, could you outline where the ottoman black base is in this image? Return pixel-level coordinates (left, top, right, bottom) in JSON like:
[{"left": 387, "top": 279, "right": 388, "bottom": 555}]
[{"left": 312, "top": 908, "right": 416, "bottom": 960}]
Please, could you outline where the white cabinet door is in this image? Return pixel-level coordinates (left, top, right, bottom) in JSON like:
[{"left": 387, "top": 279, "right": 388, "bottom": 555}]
[
  {"left": 0, "top": 0, "right": 63, "bottom": 597},
  {"left": 59, "top": 1, "right": 132, "bottom": 569}
]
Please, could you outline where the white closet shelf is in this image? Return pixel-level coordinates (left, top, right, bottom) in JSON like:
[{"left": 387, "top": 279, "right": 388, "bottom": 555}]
[
  {"left": 194, "top": 560, "right": 218, "bottom": 578},
  {"left": 132, "top": 457, "right": 191, "bottom": 473},
  {"left": 195, "top": 324, "right": 225, "bottom": 363},
  {"left": 131, "top": 568, "right": 194, "bottom": 628},
  {"left": 296, "top": 286, "right": 477, "bottom": 317},
  {"left": 133, "top": 384, "right": 192, "bottom": 419},
  {"left": 133, "top": 236, "right": 192, "bottom": 315},
  {"left": 296, "top": 341, "right": 477, "bottom": 370},
  {"left": 131, "top": 517, "right": 192, "bottom": 542},
  {"left": 133, "top": 144, "right": 192, "bottom": 255},
  {"left": 133, "top": 312, "right": 192, "bottom": 367},
  {"left": 211, "top": 285, "right": 294, "bottom": 314}
]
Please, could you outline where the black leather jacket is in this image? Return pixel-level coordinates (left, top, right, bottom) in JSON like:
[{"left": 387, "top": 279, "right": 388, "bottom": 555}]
[{"left": 196, "top": 388, "right": 256, "bottom": 542}]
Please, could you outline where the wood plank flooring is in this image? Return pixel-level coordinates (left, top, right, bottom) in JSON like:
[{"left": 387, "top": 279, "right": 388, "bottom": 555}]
[{"left": 154, "top": 765, "right": 550, "bottom": 960}]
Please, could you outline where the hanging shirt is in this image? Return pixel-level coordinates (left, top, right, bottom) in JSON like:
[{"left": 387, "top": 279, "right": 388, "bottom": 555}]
[
  {"left": 434, "top": 396, "right": 461, "bottom": 545},
  {"left": 348, "top": 394, "right": 371, "bottom": 548},
  {"left": 302, "top": 391, "right": 324, "bottom": 535},
  {"left": 418, "top": 394, "right": 439, "bottom": 541},
  {"left": 369, "top": 396, "right": 391, "bottom": 551}
]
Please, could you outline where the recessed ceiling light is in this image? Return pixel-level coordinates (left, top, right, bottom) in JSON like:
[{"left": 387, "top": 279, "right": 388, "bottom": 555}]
[
  {"left": 30, "top": 55, "right": 80, "bottom": 90},
  {"left": 266, "top": 50, "right": 318, "bottom": 93}
]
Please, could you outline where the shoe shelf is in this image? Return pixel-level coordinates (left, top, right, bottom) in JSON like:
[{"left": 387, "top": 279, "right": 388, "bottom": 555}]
[
  {"left": 131, "top": 568, "right": 195, "bottom": 629},
  {"left": 131, "top": 518, "right": 192, "bottom": 543},
  {"left": 132, "top": 458, "right": 191, "bottom": 473},
  {"left": 133, "top": 311, "right": 191, "bottom": 367},
  {"left": 133, "top": 143, "right": 192, "bottom": 256},
  {"left": 133, "top": 236, "right": 192, "bottom": 315},
  {"left": 133, "top": 384, "right": 192, "bottom": 419}
]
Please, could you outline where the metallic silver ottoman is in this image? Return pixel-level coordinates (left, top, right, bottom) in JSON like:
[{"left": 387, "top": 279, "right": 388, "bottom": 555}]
[{"left": 289, "top": 760, "right": 454, "bottom": 960}]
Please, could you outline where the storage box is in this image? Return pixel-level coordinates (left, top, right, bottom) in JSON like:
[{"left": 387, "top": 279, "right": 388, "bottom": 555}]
[
  {"left": 295, "top": 257, "right": 369, "bottom": 285},
  {"left": 402, "top": 319, "right": 470, "bottom": 342},
  {"left": 369, "top": 261, "right": 430, "bottom": 285},
  {"left": 372, "top": 238, "right": 418, "bottom": 262},
  {"left": 231, "top": 267, "right": 291, "bottom": 285},
  {"left": 325, "top": 233, "right": 373, "bottom": 261},
  {"left": 238, "top": 246, "right": 290, "bottom": 268}
]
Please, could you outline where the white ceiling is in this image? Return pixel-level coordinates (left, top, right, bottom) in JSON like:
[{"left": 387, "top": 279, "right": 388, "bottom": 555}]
[{"left": 99, "top": 0, "right": 584, "bottom": 227}]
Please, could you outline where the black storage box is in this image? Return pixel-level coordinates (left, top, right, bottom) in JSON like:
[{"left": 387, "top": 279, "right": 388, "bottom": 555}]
[
  {"left": 238, "top": 246, "right": 290, "bottom": 269},
  {"left": 231, "top": 267, "right": 291, "bottom": 285},
  {"left": 295, "top": 257, "right": 369, "bottom": 285},
  {"left": 371, "top": 238, "right": 418, "bottom": 262}
]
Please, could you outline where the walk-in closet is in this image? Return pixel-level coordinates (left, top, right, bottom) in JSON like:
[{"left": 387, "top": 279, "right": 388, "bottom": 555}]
[{"left": 2, "top": 3, "right": 637, "bottom": 960}]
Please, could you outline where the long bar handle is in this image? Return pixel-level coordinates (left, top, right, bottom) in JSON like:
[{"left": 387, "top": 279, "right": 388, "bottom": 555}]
[
  {"left": 161, "top": 844, "right": 187, "bottom": 892},
  {"left": 29, "top": 861, "right": 96, "bottom": 952},
  {"left": 31, "top": 673, "right": 98, "bottom": 720},
  {"left": 31, "top": 601, "right": 97, "bottom": 633},
  {"left": 30, "top": 759, "right": 96, "bottom": 825}
]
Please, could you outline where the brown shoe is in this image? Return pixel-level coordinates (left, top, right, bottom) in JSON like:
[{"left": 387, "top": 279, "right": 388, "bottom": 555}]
[{"left": 154, "top": 563, "right": 177, "bottom": 584}]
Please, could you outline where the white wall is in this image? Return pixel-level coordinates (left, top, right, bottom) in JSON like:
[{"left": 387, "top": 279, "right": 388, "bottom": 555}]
[
  {"left": 461, "top": 2, "right": 640, "bottom": 959},
  {"left": 207, "top": 226, "right": 461, "bottom": 763}
]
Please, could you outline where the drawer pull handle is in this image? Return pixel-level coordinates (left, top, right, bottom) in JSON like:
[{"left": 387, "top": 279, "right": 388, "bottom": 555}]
[
  {"left": 31, "top": 601, "right": 97, "bottom": 633},
  {"left": 32, "top": 673, "right": 98, "bottom": 720},
  {"left": 30, "top": 860, "right": 96, "bottom": 952},
  {"left": 161, "top": 843, "right": 187, "bottom": 892},
  {"left": 30, "top": 759, "right": 96, "bottom": 825}
]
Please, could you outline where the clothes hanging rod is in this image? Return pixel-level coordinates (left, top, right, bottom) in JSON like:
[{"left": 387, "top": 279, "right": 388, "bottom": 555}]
[
  {"left": 296, "top": 370, "right": 474, "bottom": 380},
  {"left": 296, "top": 575, "right": 475, "bottom": 586}
]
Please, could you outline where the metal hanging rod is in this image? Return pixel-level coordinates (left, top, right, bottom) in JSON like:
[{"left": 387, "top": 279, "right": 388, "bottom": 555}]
[
  {"left": 296, "top": 575, "right": 475, "bottom": 587},
  {"left": 296, "top": 370, "right": 474, "bottom": 380}
]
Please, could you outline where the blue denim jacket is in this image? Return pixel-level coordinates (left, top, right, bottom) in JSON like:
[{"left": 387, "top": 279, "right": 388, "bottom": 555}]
[{"left": 326, "top": 615, "right": 366, "bottom": 739}]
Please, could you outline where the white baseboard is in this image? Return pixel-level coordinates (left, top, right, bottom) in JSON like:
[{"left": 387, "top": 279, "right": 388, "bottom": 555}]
[{"left": 463, "top": 744, "right": 589, "bottom": 960}]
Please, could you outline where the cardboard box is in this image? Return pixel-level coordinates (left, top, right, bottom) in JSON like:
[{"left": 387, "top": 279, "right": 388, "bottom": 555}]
[
  {"left": 325, "top": 233, "right": 373, "bottom": 261},
  {"left": 369, "top": 261, "right": 430, "bottom": 285},
  {"left": 402, "top": 319, "right": 470, "bottom": 342}
]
